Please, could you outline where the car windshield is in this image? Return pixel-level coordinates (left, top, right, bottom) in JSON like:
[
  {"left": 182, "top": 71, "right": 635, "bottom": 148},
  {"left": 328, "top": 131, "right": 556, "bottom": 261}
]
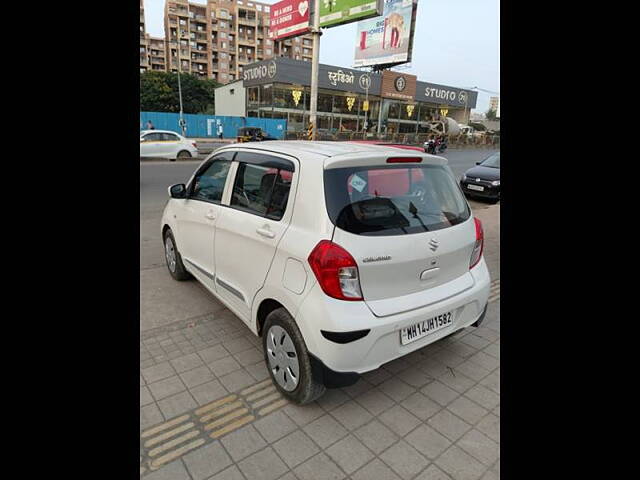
[
  {"left": 480, "top": 152, "right": 500, "bottom": 168},
  {"left": 324, "top": 164, "right": 470, "bottom": 236}
]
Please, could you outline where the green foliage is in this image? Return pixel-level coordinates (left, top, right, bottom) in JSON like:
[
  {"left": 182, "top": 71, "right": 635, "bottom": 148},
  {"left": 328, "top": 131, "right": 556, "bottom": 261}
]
[
  {"left": 486, "top": 108, "right": 497, "bottom": 121},
  {"left": 140, "top": 71, "right": 221, "bottom": 114}
]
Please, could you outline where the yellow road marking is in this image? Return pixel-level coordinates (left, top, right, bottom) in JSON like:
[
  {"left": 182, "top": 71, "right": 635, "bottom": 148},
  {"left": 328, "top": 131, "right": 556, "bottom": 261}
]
[
  {"left": 199, "top": 401, "right": 244, "bottom": 423},
  {"left": 144, "top": 422, "right": 195, "bottom": 448},
  {"left": 141, "top": 414, "right": 190, "bottom": 439},
  {"left": 194, "top": 394, "right": 237, "bottom": 417},
  {"left": 148, "top": 430, "right": 201, "bottom": 457},
  {"left": 240, "top": 379, "right": 272, "bottom": 396},
  {"left": 203, "top": 407, "right": 249, "bottom": 431},
  {"left": 245, "top": 385, "right": 276, "bottom": 402},
  {"left": 252, "top": 392, "right": 282, "bottom": 409},
  {"left": 257, "top": 398, "right": 289, "bottom": 417},
  {"left": 149, "top": 438, "right": 206, "bottom": 470},
  {"left": 209, "top": 415, "right": 255, "bottom": 439}
]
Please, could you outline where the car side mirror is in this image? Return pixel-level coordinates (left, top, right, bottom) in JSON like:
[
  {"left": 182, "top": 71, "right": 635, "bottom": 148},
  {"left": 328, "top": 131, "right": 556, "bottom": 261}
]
[
  {"left": 475, "top": 161, "right": 480, "bottom": 165},
  {"left": 169, "top": 184, "right": 186, "bottom": 199}
]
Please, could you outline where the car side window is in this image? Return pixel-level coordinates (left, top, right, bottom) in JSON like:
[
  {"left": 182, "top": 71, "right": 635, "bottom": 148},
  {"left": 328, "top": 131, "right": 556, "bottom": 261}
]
[
  {"left": 190, "top": 154, "right": 234, "bottom": 203},
  {"left": 143, "top": 133, "right": 162, "bottom": 142},
  {"left": 162, "top": 133, "right": 179, "bottom": 141},
  {"left": 230, "top": 159, "right": 293, "bottom": 221}
]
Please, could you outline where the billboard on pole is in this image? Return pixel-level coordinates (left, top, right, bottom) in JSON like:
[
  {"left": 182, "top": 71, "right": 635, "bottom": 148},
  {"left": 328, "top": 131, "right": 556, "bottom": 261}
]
[
  {"left": 269, "top": 0, "right": 311, "bottom": 40},
  {"left": 353, "top": 0, "right": 417, "bottom": 68},
  {"left": 319, "top": 0, "right": 384, "bottom": 28}
]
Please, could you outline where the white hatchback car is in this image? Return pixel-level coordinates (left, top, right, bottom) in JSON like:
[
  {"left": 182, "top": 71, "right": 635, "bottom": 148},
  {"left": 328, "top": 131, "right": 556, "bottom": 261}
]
[
  {"left": 161, "top": 141, "right": 490, "bottom": 404},
  {"left": 140, "top": 130, "right": 198, "bottom": 161}
]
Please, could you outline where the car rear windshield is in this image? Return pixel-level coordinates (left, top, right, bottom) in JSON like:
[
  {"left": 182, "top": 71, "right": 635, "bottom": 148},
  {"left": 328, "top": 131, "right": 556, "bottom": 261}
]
[{"left": 324, "top": 164, "right": 470, "bottom": 236}]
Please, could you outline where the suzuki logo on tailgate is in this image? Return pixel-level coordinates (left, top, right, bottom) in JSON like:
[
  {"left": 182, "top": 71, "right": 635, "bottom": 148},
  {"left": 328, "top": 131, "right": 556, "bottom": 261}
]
[{"left": 428, "top": 238, "right": 439, "bottom": 252}]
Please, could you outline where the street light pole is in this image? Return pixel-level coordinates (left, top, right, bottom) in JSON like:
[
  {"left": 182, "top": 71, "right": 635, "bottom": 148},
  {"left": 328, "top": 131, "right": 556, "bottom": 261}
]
[
  {"left": 309, "top": 0, "right": 321, "bottom": 140},
  {"left": 177, "top": 38, "right": 186, "bottom": 136}
]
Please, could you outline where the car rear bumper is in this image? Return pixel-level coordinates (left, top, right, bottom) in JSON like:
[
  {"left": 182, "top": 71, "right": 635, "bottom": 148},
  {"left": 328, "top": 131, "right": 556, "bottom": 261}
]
[{"left": 295, "top": 257, "right": 491, "bottom": 374}]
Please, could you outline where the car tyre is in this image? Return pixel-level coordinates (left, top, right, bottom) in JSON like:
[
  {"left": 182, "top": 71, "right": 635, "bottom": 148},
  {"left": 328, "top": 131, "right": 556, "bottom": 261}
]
[
  {"left": 177, "top": 150, "right": 192, "bottom": 160},
  {"left": 263, "top": 308, "right": 326, "bottom": 404},
  {"left": 163, "top": 229, "right": 191, "bottom": 281}
]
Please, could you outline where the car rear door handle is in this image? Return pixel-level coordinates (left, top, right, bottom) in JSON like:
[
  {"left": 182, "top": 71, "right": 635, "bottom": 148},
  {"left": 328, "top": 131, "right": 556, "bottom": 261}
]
[
  {"left": 256, "top": 227, "right": 275, "bottom": 239},
  {"left": 205, "top": 211, "right": 216, "bottom": 220}
]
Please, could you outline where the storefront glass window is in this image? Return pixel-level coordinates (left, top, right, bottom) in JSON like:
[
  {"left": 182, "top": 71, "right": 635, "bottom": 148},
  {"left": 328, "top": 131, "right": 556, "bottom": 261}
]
[
  {"left": 340, "top": 118, "right": 358, "bottom": 131},
  {"left": 318, "top": 93, "right": 333, "bottom": 113},
  {"left": 388, "top": 102, "right": 401, "bottom": 119},
  {"left": 288, "top": 112, "right": 304, "bottom": 131},
  {"left": 260, "top": 85, "right": 273, "bottom": 107},
  {"left": 318, "top": 115, "right": 332, "bottom": 130},
  {"left": 400, "top": 103, "right": 417, "bottom": 121},
  {"left": 247, "top": 87, "right": 259, "bottom": 106},
  {"left": 273, "top": 88, "right": 287, "bottom": 108}
]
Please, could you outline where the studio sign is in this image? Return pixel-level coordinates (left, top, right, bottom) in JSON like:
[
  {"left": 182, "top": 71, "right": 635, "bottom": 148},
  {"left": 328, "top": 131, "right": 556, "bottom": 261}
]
[
  {"left": 327, "top": 69, "right": 355, "bottom": 87},
  {"left": 424, "top": 87, "right": 467, "bottom": 103},
  {"left": 243, "top": 60, "right": 277, "bottom": 82}
]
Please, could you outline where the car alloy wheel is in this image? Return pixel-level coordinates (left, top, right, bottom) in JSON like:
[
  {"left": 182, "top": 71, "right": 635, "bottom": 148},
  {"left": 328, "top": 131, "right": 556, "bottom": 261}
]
[
  {"left": 265, "top": 325, "right": 300, "bottom": 392},
  {"left": 165, "top": 236, "right": 177, "bottom": 273}
]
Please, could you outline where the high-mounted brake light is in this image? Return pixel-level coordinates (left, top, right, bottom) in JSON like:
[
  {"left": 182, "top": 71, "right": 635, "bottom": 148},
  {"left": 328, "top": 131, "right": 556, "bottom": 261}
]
[
  {"left": 386, "top": 157, "right": 423, "bottom": 163},
  {"left": 308, "top": 240, "right": 363, "bottom": 301},
  {"left": 469, "top": 218, "right": 484, "bottom": 269}
]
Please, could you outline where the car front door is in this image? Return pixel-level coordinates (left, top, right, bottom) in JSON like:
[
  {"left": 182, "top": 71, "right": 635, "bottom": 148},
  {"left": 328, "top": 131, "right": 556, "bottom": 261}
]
[
  {"left": 213, "top": 151, "right": 297, "bottom": 323},
  {"left": 174, "top": 151, "right": 235, "bottom": 289},
  {"left": 140, "top": 132, "right": 163, "bottom": 157},
  {"left": 160, "top": 132, "right": 181, "bottom": 158}
]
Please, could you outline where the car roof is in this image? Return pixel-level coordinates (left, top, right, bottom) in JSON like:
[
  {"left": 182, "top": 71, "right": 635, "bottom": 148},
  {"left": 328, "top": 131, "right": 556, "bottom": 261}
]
[{"left": 217, "top": 140, "right": 446, "bottom": 164}]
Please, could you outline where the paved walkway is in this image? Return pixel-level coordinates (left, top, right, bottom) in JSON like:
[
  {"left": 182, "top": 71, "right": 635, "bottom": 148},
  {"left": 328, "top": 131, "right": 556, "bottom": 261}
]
[{"left": 140, "top": 203, "right": 500, "bottom": 480}]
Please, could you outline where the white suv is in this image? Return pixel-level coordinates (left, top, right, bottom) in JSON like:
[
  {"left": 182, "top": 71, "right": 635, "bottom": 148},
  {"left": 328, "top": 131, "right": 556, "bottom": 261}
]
[{"left": 161, "top": 141, "right": 490, "bottom": 404}]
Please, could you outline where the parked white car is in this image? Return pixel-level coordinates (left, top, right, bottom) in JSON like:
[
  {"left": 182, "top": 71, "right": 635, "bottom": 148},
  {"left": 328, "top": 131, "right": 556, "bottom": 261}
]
[
  {"left": 161, "top": 141, "right": 490, "bottom": 403},
  {"left": 140, "top": 130, "right": 198, "bottom": 161}
]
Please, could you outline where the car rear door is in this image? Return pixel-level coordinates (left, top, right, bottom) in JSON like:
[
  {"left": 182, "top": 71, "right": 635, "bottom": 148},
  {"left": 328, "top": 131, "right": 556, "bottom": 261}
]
[
  {"left": 174, "top": 151, "right": 235, "bottom": 289},
  {"left": 213, "top": 151, "right": 297, "bottom": 322},
  {"left": 325, "top": 153, "right": 477, "bottom": 317}
]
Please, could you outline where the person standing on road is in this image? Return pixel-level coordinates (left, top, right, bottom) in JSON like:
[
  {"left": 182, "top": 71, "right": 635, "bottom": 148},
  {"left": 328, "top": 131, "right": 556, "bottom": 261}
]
[
  {"left": 217, "top": 123, "right": 223, "bottom": 140},
  {"left": 146, "top": 120, "right": 155, "bottom": 130}
]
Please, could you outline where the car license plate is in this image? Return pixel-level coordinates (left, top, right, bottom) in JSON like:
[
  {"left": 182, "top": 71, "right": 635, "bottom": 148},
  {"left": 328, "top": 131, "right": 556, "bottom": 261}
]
[
  {"left": 468, "top": 184, "right": 484, "bottom": 192},
  {"left": 400, "top": 311, "right": 453, "bottom": 346}
]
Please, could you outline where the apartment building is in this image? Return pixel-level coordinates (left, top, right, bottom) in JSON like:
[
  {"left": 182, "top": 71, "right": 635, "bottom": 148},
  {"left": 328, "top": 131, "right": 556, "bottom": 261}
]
[
  {"left": 142, "top": 0, "right": 314, "bottom": 83},
  {"left": 140, "top": 0, "right": 149, "bottom": 72}
]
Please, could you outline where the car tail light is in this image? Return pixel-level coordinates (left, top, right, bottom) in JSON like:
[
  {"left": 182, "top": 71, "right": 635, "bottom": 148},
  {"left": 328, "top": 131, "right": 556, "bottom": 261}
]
[
  {"left": 469, "top": 218, "right": 484, "bottom": 269},
  {"left": 387, "top": 157, "right": 422, "bottom": 163},
  {"left": 308, "top": 240, "right": 363, "bottom": 301}
]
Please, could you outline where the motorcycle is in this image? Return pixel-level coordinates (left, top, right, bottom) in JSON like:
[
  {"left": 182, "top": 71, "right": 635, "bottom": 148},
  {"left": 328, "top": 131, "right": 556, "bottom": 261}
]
[
  {"left": 437, "top": 139, "right": 448, "bottom": 153},
  {"left": 424, "top": 139, "right": 437, "bottom": 154}
]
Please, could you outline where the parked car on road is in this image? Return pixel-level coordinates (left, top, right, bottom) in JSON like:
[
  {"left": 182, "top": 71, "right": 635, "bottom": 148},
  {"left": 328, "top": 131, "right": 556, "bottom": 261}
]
[
  {"left": 460, "top": 152, "right": 500, "bottom": 202},
  {"left": 161, "top": 141, "right": 491, "bottom": 403},
  {"left": 140, "top": 130, "right": 198, "bottom": 161}
]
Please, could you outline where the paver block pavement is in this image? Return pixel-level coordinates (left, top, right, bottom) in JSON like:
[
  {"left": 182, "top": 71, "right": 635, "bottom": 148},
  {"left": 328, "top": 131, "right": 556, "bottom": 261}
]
[
  {"left": 183, "top": 441, "right": 233, "bottom": 480},
  {"left": 272, "top": 430, "right": 320, "bottom": 468},
  {"left": 353, "top": 419, "right": 399, "bottom": 455},
  {"left": 293, "top": 452, "right": 346, "bottom": 480},
  {"left": 325, "top": 434, "right": 375, "bottom": 475},
  {"left": 380, "top": 439, "right": 430, "bottom": 480},
  {"left": 302, "top": 413, "right": 349, "bottom": 449},
  {"left": 220, "top": 424, "right": 268, "bottom": 462}
]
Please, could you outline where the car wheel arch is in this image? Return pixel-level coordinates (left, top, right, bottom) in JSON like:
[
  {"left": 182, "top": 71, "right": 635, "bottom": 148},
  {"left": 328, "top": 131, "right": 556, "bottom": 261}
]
[{"left": 256, "top": 298, "right": 287, "bottom": 336}]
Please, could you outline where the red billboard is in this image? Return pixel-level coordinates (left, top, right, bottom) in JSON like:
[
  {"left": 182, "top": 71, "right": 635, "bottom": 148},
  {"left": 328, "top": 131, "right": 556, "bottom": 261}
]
[{"left": 269, "top": 0, "right": 311, "bottom": 40}]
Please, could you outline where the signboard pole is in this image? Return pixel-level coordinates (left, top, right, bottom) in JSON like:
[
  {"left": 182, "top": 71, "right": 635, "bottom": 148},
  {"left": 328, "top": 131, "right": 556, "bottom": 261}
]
[{"left": 309, "top": 0, "right": 321, "bottom": 141}]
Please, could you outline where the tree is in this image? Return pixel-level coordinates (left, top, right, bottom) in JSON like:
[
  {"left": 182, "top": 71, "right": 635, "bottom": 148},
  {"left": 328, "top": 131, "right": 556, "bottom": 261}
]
[
  {"left": 486, "top": 108, "right": 497, "bottom": 121},
  {"left": 140, "top": 71, "right": 221, "bottom": 114}
]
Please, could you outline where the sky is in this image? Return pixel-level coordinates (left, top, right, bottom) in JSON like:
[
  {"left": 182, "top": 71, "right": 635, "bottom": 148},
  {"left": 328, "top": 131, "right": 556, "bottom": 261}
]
[{"left": 143, "top": 0, "right": 499, "bottom": 113}]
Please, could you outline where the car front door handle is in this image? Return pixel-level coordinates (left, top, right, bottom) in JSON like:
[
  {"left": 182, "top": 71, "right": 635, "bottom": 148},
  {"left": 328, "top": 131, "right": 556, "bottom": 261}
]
[
  {"left": 205, "top": 211, "right": 216, "bottom": 220},
  {"left": 256, "top": 227, "right": 275, "bottom": 239}
]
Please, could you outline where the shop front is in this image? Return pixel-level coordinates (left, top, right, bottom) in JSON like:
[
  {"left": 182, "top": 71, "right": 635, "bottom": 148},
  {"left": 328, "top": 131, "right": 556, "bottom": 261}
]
[{"left": 237, "top": 57, "right": 477, "bottom": 136}]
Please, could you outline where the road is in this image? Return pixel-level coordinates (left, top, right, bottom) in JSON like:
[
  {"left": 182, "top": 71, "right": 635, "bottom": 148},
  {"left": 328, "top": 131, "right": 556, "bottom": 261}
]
[{"left": 139, "top": 147, "right": 500, "bottom": 479}]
